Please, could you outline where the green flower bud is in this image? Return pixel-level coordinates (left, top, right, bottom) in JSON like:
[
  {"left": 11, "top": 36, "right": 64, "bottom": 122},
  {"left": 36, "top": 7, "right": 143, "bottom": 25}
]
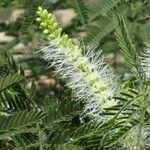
[
  {"left": 56, "top": 28, "right": 62, "bottom": 36},
  {"left": 42, "top": 9, "right": 48, "bottom": 17},
  {"left": 36, "top": 11, "right": 42, "bottom": 16},
  {"left": 43, "top": 29, "right": 49, "bottom": 34},
  {"left": 39, "top": 26, "right": 42, "bottom": 29},
  {"left": 58, "top": 28, "right": 62, "bottom": 33},
  {"left": 62, "top": 34, "right": 68, "bottom": 40},
  {"left": 74, "top": 46, "right": 79, "bottom": 50},
  {"left": 38, "top": 6, "right": 43, "bottom": 12},
  {"left": 36, "top": 18, "right": 41, "bottom": 22},
  {"left": 48, "top": 34, "right": 55, "bottom": 40},
  {"left": 48, "top": 14, "right": 52, "bottom": 18},
  {"left": 67, "top": 39, "right": 72, "bottom": 44},
  {"left": 52, "top": 23, "right": 58, "bottom": 30},
  {"left": 40, "top": 22, "right": 47, "bottom": 27}
]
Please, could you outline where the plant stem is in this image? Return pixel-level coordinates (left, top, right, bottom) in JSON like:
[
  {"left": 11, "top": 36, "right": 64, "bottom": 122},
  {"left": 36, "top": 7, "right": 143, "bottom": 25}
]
[{"left": 37, "top": 123, "right": 43, "bottom": 150}]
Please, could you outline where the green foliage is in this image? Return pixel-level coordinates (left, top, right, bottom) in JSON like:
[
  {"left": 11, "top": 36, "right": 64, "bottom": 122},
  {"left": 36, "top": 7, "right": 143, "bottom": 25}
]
[
  {"left": 0, "top": 47, "right": 48, "bottom": 149},
  {"left": 0, "top": 0, "right": 17, "bottom": 8},
  {"left": 0, "top": 48, "right": 83, "bottom": 149},
  {"left": 69, "top": 0, "right": 150, "bottom": 54},
  {"left": 114, "top": 15, "right": 138, "bottom": 70},
  {"left": 88, "top": 0, "right": 121, "bottom": 21},
  {"left": 0, "top": 73, "right": 24, "bottom": 92},
  {"left": 0, "top": 110, "right": 46, "bottom": 133},
  {"left": 69, "top": 0, "right": 88, "bottom": 26},
  {"left": 85, "top": 15, "right": 115, "bottom": 45}
]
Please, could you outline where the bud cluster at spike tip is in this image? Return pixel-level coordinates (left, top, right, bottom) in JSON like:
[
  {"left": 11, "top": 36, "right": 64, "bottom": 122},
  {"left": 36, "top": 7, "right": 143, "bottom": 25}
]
[
  {"left": 36, "top": 7, "right": 76, "bottom": 49},
  {"left": 36, "top": 7, "right": 118, "bottom": 120}
]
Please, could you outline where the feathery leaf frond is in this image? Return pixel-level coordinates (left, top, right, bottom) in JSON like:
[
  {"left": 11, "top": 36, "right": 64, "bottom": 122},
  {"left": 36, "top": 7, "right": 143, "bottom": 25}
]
[
  {"left": 115, "top": 14, "right": 138, "bottom": 70},
  {"left": 88, "top": 0, "right": 122, "bottom": 21},
  {"left": 0, "top": 73, "right": 24, "bottom": 92},
  {"left": 71, "top": 0, "right": 88, "bottom": 26},
  {"left": 0, "top": 110, "right": 46, "bottom": 133}
]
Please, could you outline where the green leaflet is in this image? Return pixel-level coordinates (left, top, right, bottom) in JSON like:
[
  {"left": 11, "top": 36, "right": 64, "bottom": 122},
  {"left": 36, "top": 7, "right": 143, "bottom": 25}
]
[
  {"left": 115, "top": 15, "right": 138, "bottom": 70},
  {"left": 0, "top": 73, "right": 24, "bottom": 92},
  {"left": 88, "top": 0, "right": 122, "bottom": 21},
  {"left": 0, "top": 110, "right": 46, "bottom": 132}
]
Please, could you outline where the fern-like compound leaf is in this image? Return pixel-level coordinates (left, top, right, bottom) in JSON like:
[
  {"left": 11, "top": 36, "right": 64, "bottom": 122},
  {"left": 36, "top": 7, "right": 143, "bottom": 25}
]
[
  {"left": 0, "top": 110, "right": 46, "bottom": 132},
  {"left": 88, "top": 0, "right": 122, "bottom": 21},
  {"left": 0, "top": 73, "right": 24, "bottom": 92},
  {"left": 115, "top": 14, "right": 138, "bottom": 70}
]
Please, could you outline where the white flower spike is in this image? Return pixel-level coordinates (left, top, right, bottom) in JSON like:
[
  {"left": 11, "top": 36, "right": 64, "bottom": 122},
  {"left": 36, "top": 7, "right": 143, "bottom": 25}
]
[{"left": 36, "top": 7, "right": 119, "bottom": 121}]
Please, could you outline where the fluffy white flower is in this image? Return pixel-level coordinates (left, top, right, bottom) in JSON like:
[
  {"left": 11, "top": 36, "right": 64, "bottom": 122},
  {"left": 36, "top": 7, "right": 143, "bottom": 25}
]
[
  {"left": 39, "top": 39, "right": 118, "bottom": 121},
  {"left": 36, "top": 7, "right": 119, "bottom": 121}
]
